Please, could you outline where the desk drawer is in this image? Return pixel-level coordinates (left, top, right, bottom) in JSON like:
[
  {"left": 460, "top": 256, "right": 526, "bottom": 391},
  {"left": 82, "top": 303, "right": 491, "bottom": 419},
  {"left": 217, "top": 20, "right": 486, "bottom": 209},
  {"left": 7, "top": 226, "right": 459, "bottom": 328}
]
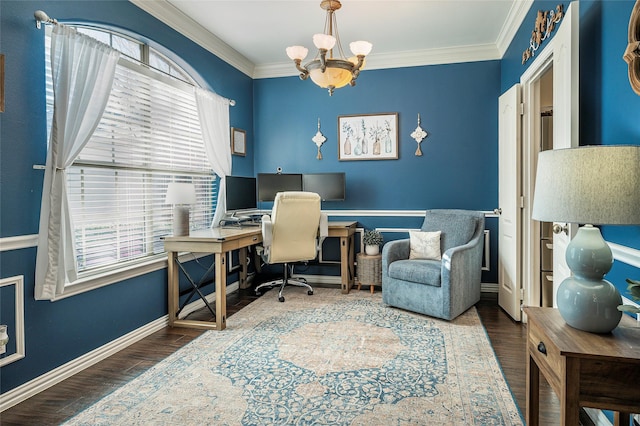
[
  {"left": 528, "top": 320, "right": 562, "bottom": 391},
  {"left": 237, "top": 234, "right": 262, "bottom": 248}
]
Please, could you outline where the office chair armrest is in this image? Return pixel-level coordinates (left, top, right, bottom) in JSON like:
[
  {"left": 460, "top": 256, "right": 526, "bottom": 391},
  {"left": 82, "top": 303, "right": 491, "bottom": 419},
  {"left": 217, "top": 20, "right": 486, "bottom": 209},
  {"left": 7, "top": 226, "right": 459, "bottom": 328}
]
[
  {"left": 261, "top": 215, "right": 273, "bottom": 247},
  {"left": 319, "top": 213, "right": 329, "bottom": 238}
]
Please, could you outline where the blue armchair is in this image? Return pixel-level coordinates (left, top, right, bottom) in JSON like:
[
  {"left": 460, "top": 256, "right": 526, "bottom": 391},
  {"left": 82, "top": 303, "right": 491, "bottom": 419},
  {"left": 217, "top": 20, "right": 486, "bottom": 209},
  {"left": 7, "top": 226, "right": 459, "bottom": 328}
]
[{"left": 382, "top": 209, "right": 485, "bottom": 320}]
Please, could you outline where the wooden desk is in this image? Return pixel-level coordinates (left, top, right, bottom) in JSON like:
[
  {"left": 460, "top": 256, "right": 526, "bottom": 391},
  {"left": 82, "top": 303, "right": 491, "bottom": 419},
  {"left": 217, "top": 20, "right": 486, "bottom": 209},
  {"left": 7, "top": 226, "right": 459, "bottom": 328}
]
[
  {"left": 524, "top": 307, "right": 640, "bottom": 426},
  {"left": 327, "top": 221, "right": 356, "bottom": 293},
  {"left": 164, "top": 221, "right": 356, "bottom": 330}
]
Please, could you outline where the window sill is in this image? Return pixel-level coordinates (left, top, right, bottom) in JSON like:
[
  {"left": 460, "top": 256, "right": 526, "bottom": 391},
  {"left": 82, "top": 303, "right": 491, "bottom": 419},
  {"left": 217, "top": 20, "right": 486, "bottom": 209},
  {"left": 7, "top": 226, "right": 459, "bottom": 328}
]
[{"left": 51, "top": 252, "right": 205, "bottom": 301}]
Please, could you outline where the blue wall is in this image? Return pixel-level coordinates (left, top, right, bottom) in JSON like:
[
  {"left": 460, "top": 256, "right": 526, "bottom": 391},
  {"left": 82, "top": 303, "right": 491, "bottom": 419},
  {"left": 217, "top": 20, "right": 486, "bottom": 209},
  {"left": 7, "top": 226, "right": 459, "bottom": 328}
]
[
  {"left": 0, "top": 0, "right": 253, "bottom": 393},
  {"left": 254, "top": 62, "right": 500, "bottom": 212},
  {"left": 502, "top": 0, "right": 640, "bottom": 304},
  {"left": 2, "top": 0, "right": 640, "bottom": 403}
]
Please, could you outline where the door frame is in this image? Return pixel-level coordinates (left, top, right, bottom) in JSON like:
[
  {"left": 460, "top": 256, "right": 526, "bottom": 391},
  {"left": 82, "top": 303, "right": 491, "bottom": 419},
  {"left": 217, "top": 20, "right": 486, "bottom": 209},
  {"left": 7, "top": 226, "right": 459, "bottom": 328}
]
[
  {"left": 520, "top": 48, "right": 553, "bottom": 311},
  {"left": 518, "top": 1, "right": 579, "bottom": 311}
]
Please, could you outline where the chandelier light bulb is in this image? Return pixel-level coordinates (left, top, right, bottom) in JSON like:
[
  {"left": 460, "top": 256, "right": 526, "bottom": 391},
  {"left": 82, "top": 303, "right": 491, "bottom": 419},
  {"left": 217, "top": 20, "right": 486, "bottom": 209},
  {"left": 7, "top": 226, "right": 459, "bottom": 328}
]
[
  {"left": 349, "top": 41, "right": 373, "bottom": 56},
  {"left": 313, "top": 33, "right": 337, "bottom": 50},
  {"left": 286, "top": 46, "right": 309, "bottom": 61}
]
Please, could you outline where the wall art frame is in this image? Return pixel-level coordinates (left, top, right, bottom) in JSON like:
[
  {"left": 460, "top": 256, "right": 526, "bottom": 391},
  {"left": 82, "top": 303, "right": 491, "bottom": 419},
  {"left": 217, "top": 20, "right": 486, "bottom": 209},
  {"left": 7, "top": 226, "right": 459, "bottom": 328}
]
[
  {"left": 624, "top": 0, "right": 640, "bottom": 95},
  {"left": 338, "top": 113, "right": 398, "bottom": 161},
  {"left": 0, "top": 275, "right": 25, "bottom": 367},
  {"left": 231, "top": 127, "right": 246, "bottom": 156}
]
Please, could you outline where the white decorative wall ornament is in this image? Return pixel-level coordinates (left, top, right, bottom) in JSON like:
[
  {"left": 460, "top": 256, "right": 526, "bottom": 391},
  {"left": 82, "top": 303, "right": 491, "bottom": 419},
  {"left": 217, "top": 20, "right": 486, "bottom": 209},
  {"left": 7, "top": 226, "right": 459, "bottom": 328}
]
[
  {"left": 410, "top": 113, "right": 428, "bottom": 156},
  {"left": 312, "top": 118, "right": 327, "bottom": 160}
]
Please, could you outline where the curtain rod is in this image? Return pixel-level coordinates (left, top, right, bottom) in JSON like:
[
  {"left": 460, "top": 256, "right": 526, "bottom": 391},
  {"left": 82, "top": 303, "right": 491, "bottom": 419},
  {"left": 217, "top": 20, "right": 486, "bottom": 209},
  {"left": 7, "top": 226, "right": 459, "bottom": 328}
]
[{"left": 33, "top": 10, "right": 236, "bottom": 107}]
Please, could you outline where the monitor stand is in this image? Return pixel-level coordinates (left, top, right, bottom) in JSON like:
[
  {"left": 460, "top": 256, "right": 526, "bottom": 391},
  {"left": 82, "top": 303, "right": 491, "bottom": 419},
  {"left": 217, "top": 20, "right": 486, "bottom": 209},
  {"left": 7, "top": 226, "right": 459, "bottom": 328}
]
[{"left": 219, "top": 212, "right": 252, "bottom": 227}]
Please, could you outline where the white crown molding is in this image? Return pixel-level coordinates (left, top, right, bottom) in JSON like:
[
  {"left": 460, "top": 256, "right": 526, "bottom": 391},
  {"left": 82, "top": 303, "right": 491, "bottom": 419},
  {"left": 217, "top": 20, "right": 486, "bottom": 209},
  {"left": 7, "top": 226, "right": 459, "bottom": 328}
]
[
  {"left": 128, "top": 0, "right": 254, "bottom": 77},
  {"left": 495, "top": 0, "right": 534, "bottom": 57},
  {"left": 254, "top": 44, "right": 502, "bottom": 79},
  {"left": 130, "top": 0, "right": 532, "bottom": 80}
]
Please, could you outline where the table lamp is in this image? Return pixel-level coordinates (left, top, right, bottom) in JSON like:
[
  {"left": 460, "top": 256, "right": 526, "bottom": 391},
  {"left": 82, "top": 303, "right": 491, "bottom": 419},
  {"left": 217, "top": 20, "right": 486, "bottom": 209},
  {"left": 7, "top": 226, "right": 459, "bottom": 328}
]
[
  {"left": 532, "top": 145, "right": 640, "bottom": 333},
  {"left": 165, "top": 182, "right": 197, "bottom": 236}
]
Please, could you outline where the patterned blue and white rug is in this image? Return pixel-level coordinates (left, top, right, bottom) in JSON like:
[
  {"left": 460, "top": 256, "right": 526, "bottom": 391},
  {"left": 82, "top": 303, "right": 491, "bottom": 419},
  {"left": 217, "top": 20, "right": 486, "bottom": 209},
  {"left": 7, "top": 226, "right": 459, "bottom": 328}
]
[{"left": 64, "top": 288, "right": 523, "bottom": 425}]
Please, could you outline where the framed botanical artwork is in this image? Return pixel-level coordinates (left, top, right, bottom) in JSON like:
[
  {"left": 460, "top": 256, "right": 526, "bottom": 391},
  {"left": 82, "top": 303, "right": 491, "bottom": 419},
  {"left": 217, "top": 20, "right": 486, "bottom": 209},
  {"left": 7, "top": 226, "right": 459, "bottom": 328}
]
[
  {"left": 231, "top": 127, "right": 246, "bottom": 156},
  {"left": 338, "top": 113, "right": 398, "bottom": 160}
]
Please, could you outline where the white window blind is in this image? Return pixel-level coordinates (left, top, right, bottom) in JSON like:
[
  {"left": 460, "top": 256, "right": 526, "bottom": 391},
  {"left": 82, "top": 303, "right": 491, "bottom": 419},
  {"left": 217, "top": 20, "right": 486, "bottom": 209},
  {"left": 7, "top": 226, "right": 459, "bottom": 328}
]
[{"left": 45, "top": 29, "right": 216, "bottom": 276}]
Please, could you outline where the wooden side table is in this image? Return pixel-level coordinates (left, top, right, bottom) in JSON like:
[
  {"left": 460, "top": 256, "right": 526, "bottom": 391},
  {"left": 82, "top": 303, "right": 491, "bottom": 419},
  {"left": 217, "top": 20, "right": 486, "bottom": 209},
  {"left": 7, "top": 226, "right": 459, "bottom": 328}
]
[
  {"left": 524, "top": 307, "right": 640, "bottom": 426},
  {"left": 357, "top": 253, "right": 382, "bottom": 294}
]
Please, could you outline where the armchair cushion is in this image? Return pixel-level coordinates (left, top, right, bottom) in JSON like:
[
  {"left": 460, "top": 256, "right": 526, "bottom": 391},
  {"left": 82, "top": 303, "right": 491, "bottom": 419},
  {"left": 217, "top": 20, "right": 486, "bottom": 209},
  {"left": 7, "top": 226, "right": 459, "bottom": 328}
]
[
  {"left": 388, "top": 259, "right": 441, "bottom": 287},
  {"left": 409, "top": 230, "right": 441, "bottom": 260}
]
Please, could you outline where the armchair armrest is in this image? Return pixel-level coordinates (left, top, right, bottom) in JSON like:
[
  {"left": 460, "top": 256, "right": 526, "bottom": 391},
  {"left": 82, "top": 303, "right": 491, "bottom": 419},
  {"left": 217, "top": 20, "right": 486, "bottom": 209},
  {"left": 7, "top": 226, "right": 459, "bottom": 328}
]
[
  {"left": 382, "top": 239, "right": 410, "bottom": 271},
  {"left": 441, "top": 231, "right": 484, "bottom": 289}
]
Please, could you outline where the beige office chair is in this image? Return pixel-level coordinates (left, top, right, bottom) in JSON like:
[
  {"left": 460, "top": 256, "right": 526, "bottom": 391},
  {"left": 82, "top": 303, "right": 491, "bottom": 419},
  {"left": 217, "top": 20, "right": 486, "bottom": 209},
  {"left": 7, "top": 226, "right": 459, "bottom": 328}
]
[{"left": 254, "top": 191, "right": 328, "bottom": 302}]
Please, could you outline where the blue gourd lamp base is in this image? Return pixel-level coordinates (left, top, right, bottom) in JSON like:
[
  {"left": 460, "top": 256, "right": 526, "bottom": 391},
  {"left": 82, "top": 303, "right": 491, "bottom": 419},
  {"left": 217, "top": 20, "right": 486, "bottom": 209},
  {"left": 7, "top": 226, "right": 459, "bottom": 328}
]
[{"left": 556, "top": 225, "right": 622, "bottom": 334}]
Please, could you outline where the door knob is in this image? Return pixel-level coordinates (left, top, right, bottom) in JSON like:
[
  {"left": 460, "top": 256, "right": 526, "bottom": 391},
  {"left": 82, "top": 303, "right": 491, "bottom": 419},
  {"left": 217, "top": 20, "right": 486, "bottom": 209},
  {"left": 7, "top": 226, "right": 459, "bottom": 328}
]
[{"left": 552, "top": 223, "right": 568, "bottom": 235}]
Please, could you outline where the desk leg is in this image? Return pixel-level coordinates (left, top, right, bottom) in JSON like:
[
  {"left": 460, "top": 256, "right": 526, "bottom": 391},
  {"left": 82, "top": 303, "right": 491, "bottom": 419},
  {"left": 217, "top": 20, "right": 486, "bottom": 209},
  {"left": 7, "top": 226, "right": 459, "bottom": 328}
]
[
  {"left": 614, "top": 412, "right": 630, "bottom": 426},
  {"left": 239, "top": 247, "right": 250, "bottom": 289},
  {"left": 215, "top": 252, "right": 227, "bottom": 331},
  {"left": 526, "top": 352, "right": 540, "bottom": 426},
  {"left": 167, "top": 251, "right": 179, "bottom": 327},
  {"left": 348, "top": 233, "right": 355, "bottom": 290},
  {"left": 340, "top": 236, "right": 354, "bottom": 294},
  {"left": 561, "top": 359, "right": 580, "bottom": 426}
]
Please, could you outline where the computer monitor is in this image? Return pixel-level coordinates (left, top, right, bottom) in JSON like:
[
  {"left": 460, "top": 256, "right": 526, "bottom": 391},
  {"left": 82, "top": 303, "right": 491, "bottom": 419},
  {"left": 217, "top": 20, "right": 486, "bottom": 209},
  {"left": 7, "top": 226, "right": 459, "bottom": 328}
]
[
  {"left": 225, "top": 176, "right": 257, "bottom": 212},
  {"left": 257, "top": 173, "right": 303, "bottom": 202},
  {"left": 302, "top": 172, "right": 346, "bottom": 201}
]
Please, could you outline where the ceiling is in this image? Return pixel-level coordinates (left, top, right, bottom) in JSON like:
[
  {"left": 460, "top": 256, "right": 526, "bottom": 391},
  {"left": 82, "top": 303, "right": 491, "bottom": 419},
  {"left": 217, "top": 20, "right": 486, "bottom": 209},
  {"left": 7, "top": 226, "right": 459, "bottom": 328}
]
[{"left": 131, "top": 0, "right": 533, "bottom": 78}]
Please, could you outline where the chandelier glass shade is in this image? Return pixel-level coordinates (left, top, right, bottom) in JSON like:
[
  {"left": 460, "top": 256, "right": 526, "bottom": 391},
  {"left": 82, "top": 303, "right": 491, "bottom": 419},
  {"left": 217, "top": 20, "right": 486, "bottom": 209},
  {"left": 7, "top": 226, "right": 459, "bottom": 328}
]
[{"left": 286, "top": 0, "right": 372, "bottom": 96}]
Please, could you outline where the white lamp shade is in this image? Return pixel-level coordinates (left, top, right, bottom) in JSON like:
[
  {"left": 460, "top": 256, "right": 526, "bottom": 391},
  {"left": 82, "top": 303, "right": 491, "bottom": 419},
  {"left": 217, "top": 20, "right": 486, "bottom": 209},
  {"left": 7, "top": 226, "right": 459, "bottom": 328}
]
[
  {"left": 313, "top": 33, "right": 336, "bottom": 50},
  {"left": 532, "top": 145, "right": 640, "bottom": 225},
  {"left": 349, "top": 40, "right": 372, "bottom": 56},
  {"left": 165, "top": 182, "right": 196, "bottom": 205},
  {"left": 286, "top": 45, "right": 308, "bottom": 61}
]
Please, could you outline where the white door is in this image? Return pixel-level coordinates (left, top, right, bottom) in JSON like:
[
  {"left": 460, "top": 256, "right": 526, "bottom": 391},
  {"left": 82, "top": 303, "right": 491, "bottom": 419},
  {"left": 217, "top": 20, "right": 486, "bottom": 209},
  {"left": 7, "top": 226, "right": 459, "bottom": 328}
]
[
  {"left": 550, "top": 2, "right": 580, "bottom": 304},
  {"left": 497, "top": 84, "right": 522, "bottom": 321}
]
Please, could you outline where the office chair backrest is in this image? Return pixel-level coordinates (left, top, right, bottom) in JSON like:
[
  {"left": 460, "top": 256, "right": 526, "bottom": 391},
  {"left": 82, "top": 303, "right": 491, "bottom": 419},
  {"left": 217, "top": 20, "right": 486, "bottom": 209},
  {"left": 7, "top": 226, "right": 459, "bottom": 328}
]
[{"left": 269, "top": 191, "right": 321, "bottom": 263}]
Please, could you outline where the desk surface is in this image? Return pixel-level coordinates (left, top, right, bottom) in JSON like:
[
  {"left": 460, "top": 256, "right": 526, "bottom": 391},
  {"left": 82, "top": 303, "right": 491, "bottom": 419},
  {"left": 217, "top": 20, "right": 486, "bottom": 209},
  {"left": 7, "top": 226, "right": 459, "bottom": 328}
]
[{"left": 164, "top": 221, "right": 357, "bottom": 243}]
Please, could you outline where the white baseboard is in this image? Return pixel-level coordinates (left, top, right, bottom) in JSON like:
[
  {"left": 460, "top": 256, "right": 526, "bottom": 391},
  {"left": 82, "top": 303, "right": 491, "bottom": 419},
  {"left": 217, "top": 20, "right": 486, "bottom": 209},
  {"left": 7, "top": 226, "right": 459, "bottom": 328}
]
[
  {"left": 0, "top": 316, "right": 168, "bottom": 412},
  {"left": 0, "top": 282, "right": 238, "bottom": 413}
]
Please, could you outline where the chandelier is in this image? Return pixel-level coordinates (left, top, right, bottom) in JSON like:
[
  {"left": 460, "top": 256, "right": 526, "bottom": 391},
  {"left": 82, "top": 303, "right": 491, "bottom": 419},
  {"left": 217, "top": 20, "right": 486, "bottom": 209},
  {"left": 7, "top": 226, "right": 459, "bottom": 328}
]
[{"left": 286, "top": 0, "right": 372, "bottom": 96}]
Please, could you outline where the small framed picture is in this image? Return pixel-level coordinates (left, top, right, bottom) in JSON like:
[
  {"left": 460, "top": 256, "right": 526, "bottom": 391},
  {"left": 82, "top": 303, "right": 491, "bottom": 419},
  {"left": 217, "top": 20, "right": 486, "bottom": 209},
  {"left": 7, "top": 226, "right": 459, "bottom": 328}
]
[
  {"left": 338, "top": 113, "right": 398, "bottom": 161},
  {"left": 231, "top": 127, "right": 246, "bottom": 156}
]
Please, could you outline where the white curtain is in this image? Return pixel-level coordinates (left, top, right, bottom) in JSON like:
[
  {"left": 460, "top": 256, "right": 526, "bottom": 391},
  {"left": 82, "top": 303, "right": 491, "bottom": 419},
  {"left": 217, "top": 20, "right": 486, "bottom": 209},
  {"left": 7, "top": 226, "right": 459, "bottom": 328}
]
[
  {"left": 35, "top": 25, "right": 120, "bottom": 300},
  {"left": 195, "top": 88, "right": 232, "bottom": 228}
]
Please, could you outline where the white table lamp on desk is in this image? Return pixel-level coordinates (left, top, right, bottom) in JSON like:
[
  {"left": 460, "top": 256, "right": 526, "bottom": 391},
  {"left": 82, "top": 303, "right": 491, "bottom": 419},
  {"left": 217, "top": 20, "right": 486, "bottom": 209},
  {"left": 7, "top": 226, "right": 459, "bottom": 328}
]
[
  {"left": 532, "top": 145, "right": 640, "bottom": 333},
  {"left": 165, "top": 182, "right": 196, "bottom": 236}
]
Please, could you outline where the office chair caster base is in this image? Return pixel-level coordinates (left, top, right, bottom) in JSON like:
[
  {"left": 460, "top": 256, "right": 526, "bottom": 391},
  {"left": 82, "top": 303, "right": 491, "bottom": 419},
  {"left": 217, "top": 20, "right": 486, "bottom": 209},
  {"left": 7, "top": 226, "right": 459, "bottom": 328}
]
[
  {"left": 308, "top": 290, "right": 313, "bottom": 295},
  {"left": 278, "top": 296, "right": 285, "bottom": 302}
]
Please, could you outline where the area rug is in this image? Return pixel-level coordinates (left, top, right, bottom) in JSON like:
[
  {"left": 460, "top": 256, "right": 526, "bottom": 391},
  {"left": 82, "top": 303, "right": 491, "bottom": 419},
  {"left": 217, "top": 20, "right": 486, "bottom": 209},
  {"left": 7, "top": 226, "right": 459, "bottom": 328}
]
[{"left": 64, "top": 288, "right": 523, "bottom": 425}]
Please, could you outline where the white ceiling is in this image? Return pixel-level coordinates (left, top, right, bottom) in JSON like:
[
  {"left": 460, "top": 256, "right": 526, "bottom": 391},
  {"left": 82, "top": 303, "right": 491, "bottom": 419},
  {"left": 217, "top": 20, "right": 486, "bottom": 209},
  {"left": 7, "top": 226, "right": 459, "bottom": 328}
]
[{"left": 131, "top": 0, "right": 533, "bottom": 78}]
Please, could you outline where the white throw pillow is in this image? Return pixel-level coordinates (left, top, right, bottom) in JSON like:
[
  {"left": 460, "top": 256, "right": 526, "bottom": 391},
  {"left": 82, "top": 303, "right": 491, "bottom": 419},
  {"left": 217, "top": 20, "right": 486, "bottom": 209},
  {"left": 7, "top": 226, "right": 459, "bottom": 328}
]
[{"left": 409, "top": 231, "right": 442, "bottom": 260}]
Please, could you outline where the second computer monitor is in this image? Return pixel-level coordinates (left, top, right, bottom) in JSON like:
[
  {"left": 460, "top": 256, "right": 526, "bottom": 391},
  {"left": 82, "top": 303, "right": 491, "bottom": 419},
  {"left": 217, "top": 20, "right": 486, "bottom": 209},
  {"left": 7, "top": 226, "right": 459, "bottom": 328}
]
[
  {"left": 302, "top": 172, "right": 346, "bottom": 201},
  {"left": 225, "top": 176, "right": 257, "bottom": 212},
  {"left": 257, "top": 173, "right": 303, "bottom": 202}
]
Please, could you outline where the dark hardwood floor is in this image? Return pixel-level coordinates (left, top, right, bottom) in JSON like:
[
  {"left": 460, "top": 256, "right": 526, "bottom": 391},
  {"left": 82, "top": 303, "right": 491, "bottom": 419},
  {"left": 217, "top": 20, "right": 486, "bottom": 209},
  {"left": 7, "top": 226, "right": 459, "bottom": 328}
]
[{"left": 1, "top": 288, "right": 560, "bottom": 425}]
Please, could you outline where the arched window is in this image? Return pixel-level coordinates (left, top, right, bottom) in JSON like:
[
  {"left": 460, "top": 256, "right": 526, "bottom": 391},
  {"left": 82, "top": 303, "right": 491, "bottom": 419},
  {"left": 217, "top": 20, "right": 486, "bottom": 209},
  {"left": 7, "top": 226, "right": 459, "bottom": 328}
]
[{"left": 44, "top": 26, "right": 217, "bottom": 282}]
